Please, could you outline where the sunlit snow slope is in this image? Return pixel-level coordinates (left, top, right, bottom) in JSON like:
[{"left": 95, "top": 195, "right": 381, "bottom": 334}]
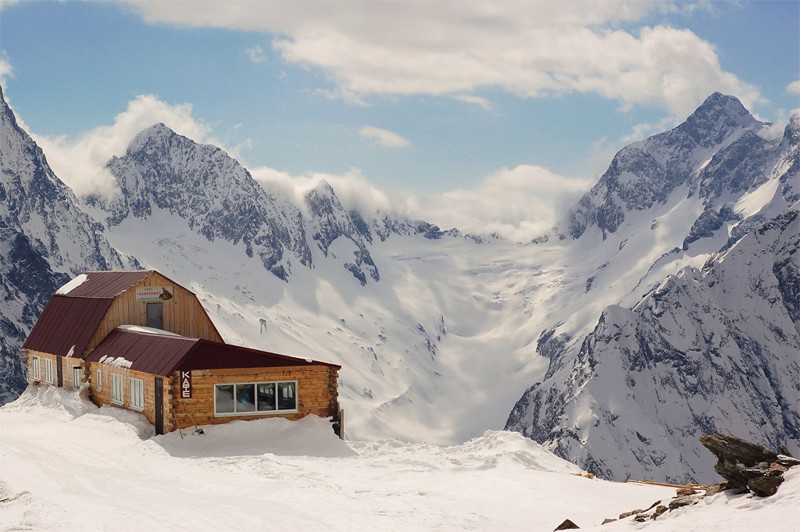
[{"left": 2, "top": 389, "right": 798, "bottom": 532}]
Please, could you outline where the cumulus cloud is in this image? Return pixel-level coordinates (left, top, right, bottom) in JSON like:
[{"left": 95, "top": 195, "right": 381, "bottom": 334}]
[
  {"left": 126, "top": 0, "right": 762, "bottom": 116},
  {"left": 32, "top": 95, "right": 215, "bottom": 197},
  {"left": 251, "top": 162, "right": 586, "bottom": 242},
  {"left": 250, "top": 166, "right": 392, "bottom": 217},
  {"left": 413, "top": 165, "right": 592, "bottom": 241},
  {"left": 359, "top": 125, "right": 410, "bottom": 148},
  {"left": 788, "top": 80, "right": 800, "bottom": 95}
]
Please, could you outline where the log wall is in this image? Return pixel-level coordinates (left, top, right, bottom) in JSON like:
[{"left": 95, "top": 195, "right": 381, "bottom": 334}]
[
  {"left": 88, "top": 362, "right": 173, "bottom": 431},
  {"left": 86, "top": 271, "right": 223, "bottom": 354},
  {"left": 25, "top": 350, "right": 86, "bottom": 389},
  {"left": 172, "top": 366, "right": 339, "bottom": 429}
]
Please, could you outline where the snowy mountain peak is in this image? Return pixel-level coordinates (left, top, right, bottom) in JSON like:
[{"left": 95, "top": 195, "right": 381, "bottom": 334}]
[
  {"left": 677, "top": 92, "right": 764, "bottom": 150},
  {"left": 104, "top": 124, "right": 313, "bottom": 280},
  {"left": 567, "top": 93, "right": 780, "bottom": 239}
]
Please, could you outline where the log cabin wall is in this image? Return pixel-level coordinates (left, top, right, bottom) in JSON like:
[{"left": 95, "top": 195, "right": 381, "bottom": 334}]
[
  {"left": 86, "top": 272, "right": 223, "bottom": 353},
  {"left": 25, "top": 350, "right": 60, "bottom": 387},
  {"left": 88, "top": 362, "right": 173, "bottom": 431},
  {"left": 172, "top": 366, "right": 340, "bottom": 429}
]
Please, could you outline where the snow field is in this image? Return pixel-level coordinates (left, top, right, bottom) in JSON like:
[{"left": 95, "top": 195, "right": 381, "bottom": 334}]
[
  {"left": 3, "top": 388, "right": 798, "bottom": 531},
  {"left": 2, "top": 387, "right": 680, "bottom": 531}
]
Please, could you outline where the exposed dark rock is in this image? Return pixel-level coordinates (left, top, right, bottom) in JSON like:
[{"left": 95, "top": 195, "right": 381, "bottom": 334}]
[
  {"left": 618, "top": 508, "right": 644, "bottom": 520},
  {"left": 700, "top": 433, "right": 798, "bottom": 496},
  {"left": 668, "top": 495, "right": 700, "bottom": 510},
  {"left": 553, "top": 518, "right": 580, "bottom": 530},
  {"left": 651, "top": 505, "right": 668, "bottom": 520}
]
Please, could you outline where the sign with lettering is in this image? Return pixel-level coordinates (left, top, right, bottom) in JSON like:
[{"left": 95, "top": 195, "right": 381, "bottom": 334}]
[
  {"left": 180, "top": 370, "right": 192, "bottom": 399},
  {"left": 136, "top": 286, "right": 174, "bottom": 302}
]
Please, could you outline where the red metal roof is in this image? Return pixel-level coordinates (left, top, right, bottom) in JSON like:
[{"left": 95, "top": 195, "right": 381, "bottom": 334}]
[
  {"left": 86, "top": 328, "right": 340, "bottom": 376},
  {"left": 22, "top": 296, "right": 113, "bottom": 357},
  {"left": 62, "top": 270, "right": 153, "bottom": 298},
  {"left": 182, "top": 340, "right": 341, "bottom": 372},
  {"left": 85, "top": 328, "right": 197, "bottom": 375}
]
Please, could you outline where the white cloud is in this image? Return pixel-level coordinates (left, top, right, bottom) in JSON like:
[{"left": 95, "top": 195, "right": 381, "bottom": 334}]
[
  {"left": 453, "top": 94, "right": 493, "bottom": 110},
  {"left": 126, "top": 1, "right": 762, "bottom": 116},
  {"left": 788, "top": 80, "right": 800, "bottom": 95},
  {"left": 32, "top": 95, "right": 214, "bottom": 198},
  {"left": 245, "top": 45, "right": 267, "bottom": 63},
  {"left": 0, "top": 54, "right": 13, "bottom": 89},
  {"left": 359, "top": 125, "right": 410, "bottom": 148},
  {"left": 0, "top": 0, "right": 20, "bottom": 12},
  {"left": 251, "top": 162, "right": 587, "bottom": 242},
  {"left": 413, "top": 165, "right": 592, "bottom": 241},
  {"left": 250, "top": 166, "right": 392, "bottom": 217}
]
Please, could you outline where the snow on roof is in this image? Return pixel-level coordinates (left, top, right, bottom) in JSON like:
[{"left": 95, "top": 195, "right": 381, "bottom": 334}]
[
  {"left": 118, "top": 325, "right": 183, "bottom": 337},
  {"left": 55, "top": 274, "right": 88, "bottom": 295},
  {"left": 98, "top": 355, "right": 133, "bottom": 368}
]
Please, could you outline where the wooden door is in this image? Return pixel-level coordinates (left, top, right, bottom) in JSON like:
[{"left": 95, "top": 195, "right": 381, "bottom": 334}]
[{"left": 154, "top": 376, "right": 164, "bottom": 435}]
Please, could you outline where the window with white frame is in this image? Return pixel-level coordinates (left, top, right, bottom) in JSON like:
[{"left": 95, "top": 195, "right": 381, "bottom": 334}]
[
  {"left": 43, "top": 358, "right": 53, "bottom": 384},
  {"left": 214, "top": 381, "right": 297, "bottom": 416},
  {"left": 72, "top": 366, "right": 82, "bottom": 388},
  {"left": 111, "top": 374, "right": 123, "bottom": 404},
  {"left": 31, "top": 356, "right": 40, "bottom": 380},
  {"left": 96, "top": 368, "right": 103, "bottom": 391},
  {"left": 129, "top": 378, "right": 144, "bottom": 411}
]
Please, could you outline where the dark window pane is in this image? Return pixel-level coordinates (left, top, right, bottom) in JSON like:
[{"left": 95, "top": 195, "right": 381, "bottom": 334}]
[
  {"left": 256, "top": 383, "right": 276, "bottom": 411},
  {"left": 215, "top": 385, "right": 234, "bottom": 413},
  {"left": 278, "top": 382, "right": 296, "bottom": 411},
  {"left": 235, "top": 383, "right": 255, "bottom": 412}
]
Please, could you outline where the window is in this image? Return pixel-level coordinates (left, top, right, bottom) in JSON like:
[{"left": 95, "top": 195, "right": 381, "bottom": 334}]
[
  {"left": 111, "top": 374, "right": 123, "bottom": 404},
  {"left": 44, "top": 358, "right": 54, "bottom": 384},
  {"left": 72, "top": 366, "right": 82, "bottom": 388},
  {"left": 31, "top": 356, "right": 40, "bottom": 380},
  {"left": 214, "top": 381, "right": 297, "bottom": 416},
  {"left": 96, "top": 368, "right": 103, "bottom": 391},
  {"left": 129, "top": 378, "right": 144, "bottom": 411}
]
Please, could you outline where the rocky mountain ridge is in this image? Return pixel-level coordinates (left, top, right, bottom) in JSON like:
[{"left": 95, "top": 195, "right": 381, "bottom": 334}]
[
  {"left": 507, "top": 93, "right": 800, "bottom": 483},
  {"left": 0, "top": 86, "right": 132, "bottom": 401}
]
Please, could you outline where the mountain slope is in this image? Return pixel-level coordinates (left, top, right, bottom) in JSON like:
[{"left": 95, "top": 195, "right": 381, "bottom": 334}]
[
  {"left": 0, "top": 86, "right": 131, "bottom": 402},
  {"left": 507, "top": 94, "right": 800, "bottom": 483},
  {"left": 568, "top": 93, "right": 768, "bottom": 240},
  {"left": 508, "top": 210, "right": 800, "bottom": 482},
  {"left": 101, "top": 124, "right": 312, "bottom": 280}
]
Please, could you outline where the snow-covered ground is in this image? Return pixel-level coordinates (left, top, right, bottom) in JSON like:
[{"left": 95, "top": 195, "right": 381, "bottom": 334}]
[{"left": 2, "top": 387, "right": 798, "bottom": 531}]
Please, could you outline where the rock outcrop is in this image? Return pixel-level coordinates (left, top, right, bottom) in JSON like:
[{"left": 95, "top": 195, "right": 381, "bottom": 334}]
[{"left": 700, "top": 433, "right": 800, "bottom": 497}]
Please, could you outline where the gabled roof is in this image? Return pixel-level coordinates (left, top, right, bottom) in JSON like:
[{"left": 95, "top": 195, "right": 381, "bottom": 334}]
[
  {"left": 22, "top": 270, "right": 155, "bottom": 358},
  {"left": 22, "top": 296, "right": 114, "bottom": 357},
  {"left": 57, "top": 270, "right": 154, "bottom": 298},
  {"left": 86, "top": 327, "right": 340, "bottom": 377}
]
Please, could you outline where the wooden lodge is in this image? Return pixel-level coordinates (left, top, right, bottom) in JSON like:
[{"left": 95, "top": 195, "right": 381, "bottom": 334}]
[{"left": 21, "top": 271, "right": 341, "bottom": 435}]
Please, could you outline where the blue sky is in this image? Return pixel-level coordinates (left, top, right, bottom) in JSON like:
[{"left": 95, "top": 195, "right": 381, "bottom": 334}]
[{"left": 0, "top": 0, "right": 798, "bottom": 238}]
